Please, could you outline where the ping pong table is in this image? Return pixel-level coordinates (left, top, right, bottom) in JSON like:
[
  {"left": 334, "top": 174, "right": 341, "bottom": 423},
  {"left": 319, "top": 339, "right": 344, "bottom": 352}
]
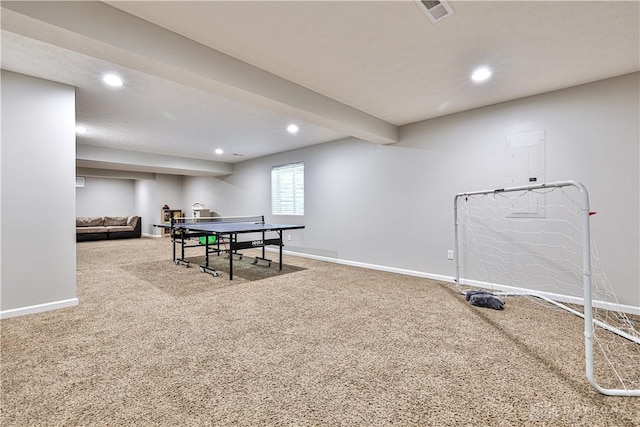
[{"left": 168, "top": 215, "right": 304, "bottom": 280}]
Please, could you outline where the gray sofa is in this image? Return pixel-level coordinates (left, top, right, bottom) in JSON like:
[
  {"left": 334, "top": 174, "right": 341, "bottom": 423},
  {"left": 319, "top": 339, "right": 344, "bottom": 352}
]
[{"left": 76, "top": 216, "right": 141, "bottom": 242}]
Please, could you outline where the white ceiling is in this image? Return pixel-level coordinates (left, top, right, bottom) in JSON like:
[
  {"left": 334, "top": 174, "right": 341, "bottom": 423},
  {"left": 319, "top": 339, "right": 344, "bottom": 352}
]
[{"left": 1, "top": 1, "right": 639, "bottom": 173}]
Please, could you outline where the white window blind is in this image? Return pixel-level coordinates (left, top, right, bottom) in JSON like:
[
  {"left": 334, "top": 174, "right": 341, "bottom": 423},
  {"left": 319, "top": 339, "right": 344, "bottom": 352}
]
[{"left": 271, "top": 162, "right": 304, "bottom": 215}]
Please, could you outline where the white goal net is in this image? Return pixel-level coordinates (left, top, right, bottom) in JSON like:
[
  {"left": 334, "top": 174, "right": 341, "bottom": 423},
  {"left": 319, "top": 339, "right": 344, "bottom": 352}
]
[{"left": 454, "top": 181, "right": 639, "bottom": 396}]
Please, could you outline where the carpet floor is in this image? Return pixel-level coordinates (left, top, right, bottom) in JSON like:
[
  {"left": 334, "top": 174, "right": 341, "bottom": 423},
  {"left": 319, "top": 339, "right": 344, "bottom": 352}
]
[{"left": 1, "top": 237, "right": 638, "bottom": 426}]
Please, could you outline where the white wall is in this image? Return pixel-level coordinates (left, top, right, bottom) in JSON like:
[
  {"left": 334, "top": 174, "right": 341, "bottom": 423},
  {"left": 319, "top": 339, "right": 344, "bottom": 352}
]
[
  {"left": 1, "top": 71, "right": 77, "bottom": 317},
  {"left": 76, "top": 177, "right": 135, "bottom": 217},
  {"left": 182, "top": 173, "right": 252, "bottom": 218},
  {"left": 156, "top": 174, "right": 184, "bottom": 217},
  {"left": 135, "top": 178, "right": 157, "bottom": 236},
  {"left": 183, "top": 73, "right": 639, "bottom": 307}
]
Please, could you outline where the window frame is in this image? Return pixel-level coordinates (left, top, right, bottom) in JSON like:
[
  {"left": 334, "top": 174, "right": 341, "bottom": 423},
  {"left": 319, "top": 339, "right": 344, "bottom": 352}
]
[{"left": 271, "top": 161, "right": 304, "bottom": 216}]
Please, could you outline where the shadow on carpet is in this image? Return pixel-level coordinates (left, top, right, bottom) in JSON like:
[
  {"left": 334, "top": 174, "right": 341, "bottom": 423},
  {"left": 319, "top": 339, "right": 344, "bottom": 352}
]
[{"left": 121, "top": 255, "right": 307, "bottom": 297}]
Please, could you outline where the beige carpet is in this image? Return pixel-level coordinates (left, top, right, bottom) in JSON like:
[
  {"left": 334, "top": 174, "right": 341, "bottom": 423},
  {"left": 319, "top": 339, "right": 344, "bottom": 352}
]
[{"left": 1, "top": 237, "right": 638, "bottom": 426}]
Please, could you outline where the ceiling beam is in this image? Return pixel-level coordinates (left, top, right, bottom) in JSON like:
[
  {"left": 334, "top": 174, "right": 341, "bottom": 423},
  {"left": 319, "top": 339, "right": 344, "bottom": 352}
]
[{"left": 76, "top": 145, "right": 234, "bottom": 177}]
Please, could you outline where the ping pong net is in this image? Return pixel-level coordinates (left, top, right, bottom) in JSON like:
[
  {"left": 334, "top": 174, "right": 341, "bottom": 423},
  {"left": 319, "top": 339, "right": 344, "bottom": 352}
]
[{"left": 171, "top": 215, "right": 265, "bottom": 226}]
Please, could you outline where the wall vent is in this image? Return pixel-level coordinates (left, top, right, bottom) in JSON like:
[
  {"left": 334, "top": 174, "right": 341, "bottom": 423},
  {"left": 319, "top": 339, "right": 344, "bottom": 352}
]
[{"left": 416, "top": 0, "right": 454, "bottom": 23}]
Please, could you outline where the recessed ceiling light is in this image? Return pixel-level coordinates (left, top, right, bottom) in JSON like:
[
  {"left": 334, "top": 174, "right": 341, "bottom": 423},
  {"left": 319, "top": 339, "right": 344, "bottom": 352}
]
[
  {"left": 287, "top": 124, "right": 299, "bottom": 134},
  {"left": 103, "top": 73, "right": 124, "bottom": 87},
  {"left": 75, "top": 125, "right": 88, "bottom": 134},
  {"left": 471, "top": 67, "right": 492, "bottom": 84},
  {"left": 215, "top": 148, "right": 224, "bottom": 155}
]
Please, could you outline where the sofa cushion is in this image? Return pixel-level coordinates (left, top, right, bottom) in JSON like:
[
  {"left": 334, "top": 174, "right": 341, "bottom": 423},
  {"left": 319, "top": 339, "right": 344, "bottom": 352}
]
[
  {"left": 106, "top": 226, "right": 134, "bottom": 232},
  {"left": 104, "top": 216, "right": 128, "bottom": 226},
  {"left": 76, "top": 226, "right": 108, "bottom": 234},
  {"left": 77, "top": 217, "right": 104, "bottom": 227},
  {"left": 127, "top": 216, "right": 140, "bottom": 227}
]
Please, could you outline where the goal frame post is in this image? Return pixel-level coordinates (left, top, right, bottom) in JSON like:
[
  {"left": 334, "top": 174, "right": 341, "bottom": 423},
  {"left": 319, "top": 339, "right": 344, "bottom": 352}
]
[{"left": 453, "top": 180, "right": 639, "bottom": 397}]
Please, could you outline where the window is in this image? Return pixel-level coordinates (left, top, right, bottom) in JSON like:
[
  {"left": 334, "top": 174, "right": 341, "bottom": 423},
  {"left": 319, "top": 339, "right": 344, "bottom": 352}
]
[{"left": 271, "top": 162, "right": 304, "bottom": 215}]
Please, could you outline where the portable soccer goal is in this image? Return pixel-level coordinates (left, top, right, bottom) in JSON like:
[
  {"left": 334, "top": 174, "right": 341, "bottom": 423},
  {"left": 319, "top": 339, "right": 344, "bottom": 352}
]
[{"left": 453, "top": 180, "right": 639, "bottom": 396}]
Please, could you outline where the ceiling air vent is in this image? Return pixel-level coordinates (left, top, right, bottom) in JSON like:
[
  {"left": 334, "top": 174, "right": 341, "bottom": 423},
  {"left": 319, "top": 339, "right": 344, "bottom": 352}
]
[{"left": 416, "top": 0, "right": 454, "bottom": 23}]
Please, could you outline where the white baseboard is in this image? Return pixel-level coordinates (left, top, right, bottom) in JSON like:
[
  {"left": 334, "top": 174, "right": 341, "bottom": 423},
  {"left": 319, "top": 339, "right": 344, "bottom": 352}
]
[
  {"left": 455, "top": 277, "right": 640, "bottom": 316},
  {"left": 1, "top": 298, "right": 79, "bottom": 319},
  {"left": 278, "top": 248, "right": 452, "bottom": 283},
  {"left": 275, "top": 248, "right": 640, "bottom": 316},
  {"left": 143, "top": 233, "right": 162, "bottom": 238}
]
